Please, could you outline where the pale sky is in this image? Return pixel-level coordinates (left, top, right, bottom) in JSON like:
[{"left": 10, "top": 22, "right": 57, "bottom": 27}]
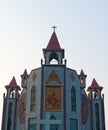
[{"left": 0, "top": 0, "right": 108, "bottom": 129}]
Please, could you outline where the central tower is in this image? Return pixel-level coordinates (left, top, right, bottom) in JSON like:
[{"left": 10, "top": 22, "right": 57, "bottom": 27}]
[
  {"left": 43, "top": 31, "right": 65, "bottom": 65},
  {"left": 41, "top": 30, "right": 66, "bottom": 130}
]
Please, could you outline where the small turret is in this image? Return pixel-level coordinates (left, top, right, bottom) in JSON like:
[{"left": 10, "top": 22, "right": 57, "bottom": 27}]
[
  {"left": 5, "top": 76, "right": 21, "bottom": 98},
  {"left": 87, "top": 78, "right": 103, "bottom": 99},
  {"left": 21, "top": 69, "right": 28, "bottom": 88},
  {"left": 2, "top": 77, "right": 20, "bottom": 130},
  {"left": 87, "top": 78, "right": 105, "bottom": 130},
  {"left": 79, "top": 69, "right": 87, "bottom": 88}
]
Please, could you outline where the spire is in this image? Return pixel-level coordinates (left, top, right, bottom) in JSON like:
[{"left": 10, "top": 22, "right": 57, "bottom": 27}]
[
  {"left": 23, "top": 69, "right": 28, "bottom": 76},
  {"left": 88, "top": 78, "right": 103, "bottom": 90},
  {"left": 43, "top": 28, "right": 65, "bottom": 64},
  {"left": 9, "top": 76, "right": 17, "bottom": 86},
  {"left": 91, "top": 78, "right": 99, "bottom": 88},
  {"left": 5, "top": 76, "right": 21, "bottom": 90},
  {"left": 46, "top": 32, "right": 61, "bottom": 50},
  {"left": 80, "top": 69, "right": 86, "bottom": 77}
]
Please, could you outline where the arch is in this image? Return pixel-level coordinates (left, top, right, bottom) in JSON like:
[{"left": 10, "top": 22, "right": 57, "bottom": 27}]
[
  {"left": 30, "top": 85, "right": 36, "bottom": 111},
  {"left": 49, "top": 52, "right": 58, "bottom": 64},
  {"left": 50, "top": 59, "right": 58, "bottom": 64},
  {"left": 10, "top": 89, "right": 15, "bottom": 98},
  {"left": 7, "top": 102, "right": 13, "bottom": 130},
  {"left": 50, "top": 115, "right": 56, "bottom": 120},
  {"left": 95, "top": 103, "right": 100, "bottom": 130},
  {"left": 71, "top": 86, "right": 76, "bottom": 111},
  {"left": 50, "top": 115, "right": 58, "bottom": 130}
]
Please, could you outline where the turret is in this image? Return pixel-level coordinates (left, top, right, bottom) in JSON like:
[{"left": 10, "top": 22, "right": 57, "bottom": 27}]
[
  {"left": 79, "top": 69, "right": 87, "bottom": 88},
  {"left": 42, "top": 31, "right": 65, "bottom": 65},
  {"left": 2, "top": 77, "right": 21, "bottom": 130},
  {"left": 87, "top": 78, "right": 105, "bottom": 130},
  {"left": 21, "top": 69, "right": 28, "bottom": 88},
  {"left": 87, "top": 78, "right": 103, "bottom": 99},
  {"left": 5, "top": 76, "right": 21, "bottom": 98}
]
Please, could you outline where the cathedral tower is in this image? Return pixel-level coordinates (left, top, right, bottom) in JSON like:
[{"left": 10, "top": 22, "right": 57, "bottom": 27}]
[
  {"left": 87, "top": 78, "right": 105, "bottom": 130},
  {"left": 43, "top": 31, "right": 65, "bottom": 65},
  {"left": 41, "top": 31, "right": 66, "bottom": 130},
  {"left": 2, "top": 77, "right": 20, "bottom": 130}
]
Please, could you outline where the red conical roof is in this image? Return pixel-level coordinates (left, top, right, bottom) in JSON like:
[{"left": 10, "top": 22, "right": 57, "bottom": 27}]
[
  {"left": 91, "top": 78, "right": 99, "bottom": 88},
  {"left": 80, "top": 69, "right": 85, "bottom": 76},
  {"left": 9, "top": 76, "right": 17, "bottom": 86},
  {"left": 88, "top": 78, "right": 103, "bottom": 90},
  {"left": 5, "top": 76, "right": 21, "bottom": 90},
  {"left": 23, "top": 69, "right": 28, "bottom": 76},
  {"left": 79, "top": 69, "right": 87, "bottom": 78},
  {"left": 46, "top": 32, "right": 61, "bottom": 50}
]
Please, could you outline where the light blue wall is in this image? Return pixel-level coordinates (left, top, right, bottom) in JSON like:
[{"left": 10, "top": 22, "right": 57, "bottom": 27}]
[
  {"left": 42, "top": 65, "right": 65, "bottom": 130},
  {"left": 65, "top": 68, "right": 81, "bottom": 130},
  {"left": 42, "top": 66, "right": 85, "bottom": 130}
]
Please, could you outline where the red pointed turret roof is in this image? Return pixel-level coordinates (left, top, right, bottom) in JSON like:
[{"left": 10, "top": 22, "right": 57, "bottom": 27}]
[
  {"left": 79, "top": 69, "right": 87, "bottom": 78},
  {"left": 80, "top": 69, "right": 85, "bottom": 76},
  {"left": 5, "top": 76, "right": 21, "bottom": 90},
  {"left": 23, "top": 69, "right": 28, "bottom": 76},
  {"left": 91, "top": 78, "right": 99, "bottom": 88},
  {"left": 88, "top": 78, "right": 103, "bottom": 90},
  {"left": 46, "top": 32, "right": 61, "bottom": 50},
  {"left": 9, "top": 76, "right": 17, "bottom": 86}
]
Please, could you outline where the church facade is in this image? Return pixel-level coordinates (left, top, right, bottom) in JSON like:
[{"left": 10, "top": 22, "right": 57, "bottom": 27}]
[{"left": 2, "top": 31, "right": 106, "bottom": 130}]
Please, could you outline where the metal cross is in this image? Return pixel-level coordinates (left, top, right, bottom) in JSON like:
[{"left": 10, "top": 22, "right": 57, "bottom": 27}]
[{"left": 52, "top": 25, "right": 57, "bottom": 32}]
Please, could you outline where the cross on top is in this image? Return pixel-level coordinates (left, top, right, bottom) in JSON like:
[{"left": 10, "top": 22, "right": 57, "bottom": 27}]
[{"left": 52, "top": 25, "right": 57, "bottom": 32}]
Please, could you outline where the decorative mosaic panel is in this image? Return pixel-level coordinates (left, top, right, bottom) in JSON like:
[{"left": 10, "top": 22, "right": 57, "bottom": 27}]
[
  {"left": 18, "top": 92, "right": 26, "bottom": 124},
  {"left": 46, "top": 70, "right": 61, "bottom": 84},
  {"left": 45, "top": 86, "right": 62, "bottom": 110},
  {"left": 81, "top": 93, "right": 88, "bottom": 124}
]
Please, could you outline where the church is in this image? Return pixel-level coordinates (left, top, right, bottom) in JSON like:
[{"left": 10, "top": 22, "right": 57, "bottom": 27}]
[{"left": 1, "top": 29, "right": 106, "bottom": 130}]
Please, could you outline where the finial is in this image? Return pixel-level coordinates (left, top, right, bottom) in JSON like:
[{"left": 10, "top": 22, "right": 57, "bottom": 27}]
[{"left": 52, "top": 25, "right": 57, "bottom": 32}]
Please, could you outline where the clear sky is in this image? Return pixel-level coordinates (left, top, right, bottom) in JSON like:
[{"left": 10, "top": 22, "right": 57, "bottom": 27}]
[{"left": 0, "top": 0, "right": 108, "bottom": 129}]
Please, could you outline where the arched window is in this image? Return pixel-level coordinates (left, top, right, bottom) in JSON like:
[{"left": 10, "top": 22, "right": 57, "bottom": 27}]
[
  {"left": 71, "top": 86, "right": 76, "bottom": 111},
  {"left": 7, "top": 102, "right": 13, "bottom": 130},
  {"left": 49, "top": 52, "right": 58, "bottom": 64},
  {"left": 50, "top": 115, "right": 58, "bottom": 130},
  {"left": 10, "top": 89, "right": 15, "bottom": 98},
  {"left": 30, "top": 85, "right": 36, "bottom": 111},
  {"left": 95, "top": 103, "right": 100, "bottom": 130}
]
